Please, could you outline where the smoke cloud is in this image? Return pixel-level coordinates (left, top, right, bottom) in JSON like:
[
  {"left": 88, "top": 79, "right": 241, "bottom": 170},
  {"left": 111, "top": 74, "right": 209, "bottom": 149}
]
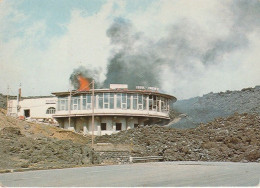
[{"left": 70, "top": 0, "right": 260, "bottom": 98}]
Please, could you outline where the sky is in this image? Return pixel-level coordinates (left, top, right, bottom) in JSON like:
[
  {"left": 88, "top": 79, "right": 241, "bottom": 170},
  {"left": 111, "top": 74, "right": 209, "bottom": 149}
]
[{"left": 0, "top": 0, "right": 259, "bottom": 99}]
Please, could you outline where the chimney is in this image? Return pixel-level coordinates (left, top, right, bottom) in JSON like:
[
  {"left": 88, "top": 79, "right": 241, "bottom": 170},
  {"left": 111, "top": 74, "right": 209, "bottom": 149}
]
[{"left": 18, "top": 87, "right": 21, "bottom": 101}]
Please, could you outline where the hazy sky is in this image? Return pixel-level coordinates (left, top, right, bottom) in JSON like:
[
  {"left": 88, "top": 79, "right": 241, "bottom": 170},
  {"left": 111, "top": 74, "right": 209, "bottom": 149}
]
[{"left": 1, "top": 0, "right": 259, "bottom": 99}]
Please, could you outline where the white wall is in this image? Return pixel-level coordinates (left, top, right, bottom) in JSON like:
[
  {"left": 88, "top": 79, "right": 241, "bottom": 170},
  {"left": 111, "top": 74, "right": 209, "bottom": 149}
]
[{"left": 8, "top": 97, "right": 57, "bottom": 119}]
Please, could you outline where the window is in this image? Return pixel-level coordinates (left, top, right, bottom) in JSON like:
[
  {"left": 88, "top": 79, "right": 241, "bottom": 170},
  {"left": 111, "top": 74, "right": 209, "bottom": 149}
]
[
  {"left": 143, "top": 95, "right": 147, "bottom": 110},
  {"left": 116, "top": 94, "right": 121, "bottom": 109},
  {"left": 58, "top": 97, "right": 68, "bottom": 111},
  {"left": 149, "top": 95, "right": 153, "bottom": 110},
  {"left": 104, "top": 93, "right": 109, "bottom": 109},
  {"left": 109, "top": 93, "right": 114, "bottom": 109},
  {"left": 122, "top": 93, "right": 127, "bottom": 109},
  {"left": 152, "top": 96, "right": 157, "bottom": 111},
  {"left": 134, "top": 124, "right": 139, "bottom": 128},
  {"left": 101, "top": 123, "right": 106, "bottom": 130},
  {"left": 156, "top": 96, "right": 160, "bottom": 112},
  {"left": 133, "top": 94, "right": 137, "bottom": 110},
  {"left": 82, "top": 95, "right": 87, "bottom": 109},
  {"left": 24, "top": 109, "right": 30, "bottom": 117},
  {"left": 127, "top": 94, "right": 131, "bottom": 109},
  {"left": 46, "top": 107, "right": 56, "bottom": 114},
  {"left": 138, "top": 94, "right": 143, "bottom": 110},
  {"left": 116, "top": 123, "right": 122, "bottom": 131},
  {"left": 72, "top": 97, "right": 81, "bottom": 110},
  {"left": 98, "top": 94, "right": 103, "bottom": 109}
]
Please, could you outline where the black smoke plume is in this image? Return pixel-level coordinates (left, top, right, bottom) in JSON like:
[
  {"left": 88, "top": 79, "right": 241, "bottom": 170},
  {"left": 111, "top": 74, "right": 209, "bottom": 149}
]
[{"left": 69, "top": 0, "right": 260, "bottom": 97}]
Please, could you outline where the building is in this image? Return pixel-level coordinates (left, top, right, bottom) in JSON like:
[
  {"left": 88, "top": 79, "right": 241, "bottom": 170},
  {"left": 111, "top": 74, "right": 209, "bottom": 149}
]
[
  {"left": 8, "top": 96, "right": 57, "bottom": 123},
  {"left": 52, "top": 84, "right": 177, "bottom": 135}
]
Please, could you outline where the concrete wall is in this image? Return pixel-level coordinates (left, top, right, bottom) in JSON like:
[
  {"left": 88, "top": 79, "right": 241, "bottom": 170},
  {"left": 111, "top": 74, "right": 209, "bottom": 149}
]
[
  {"left": 8, "top": 97, "right": 57, "bottom": 120},
  {"left": 58, "top": 116, "right": 151, "bottom": 136}
]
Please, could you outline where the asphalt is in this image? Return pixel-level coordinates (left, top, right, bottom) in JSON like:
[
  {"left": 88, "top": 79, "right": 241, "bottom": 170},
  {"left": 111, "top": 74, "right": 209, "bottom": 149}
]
[{"left": 0, "top": 161, "right": 259, "bottom": 187}]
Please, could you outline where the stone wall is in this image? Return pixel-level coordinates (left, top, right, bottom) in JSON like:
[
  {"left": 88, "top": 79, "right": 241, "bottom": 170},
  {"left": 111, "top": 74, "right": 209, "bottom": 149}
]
[{"left": 96, "top": 151, "right": 130, "bottom": 164}]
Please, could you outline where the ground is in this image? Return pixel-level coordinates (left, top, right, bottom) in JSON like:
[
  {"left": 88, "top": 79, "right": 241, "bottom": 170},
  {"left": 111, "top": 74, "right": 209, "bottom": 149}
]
[
  {"left": 0, "top": 162, "right": 259, "bottom": 187},
  {"left": 0, "top": 109, "right": 99, "bottom": 170}
]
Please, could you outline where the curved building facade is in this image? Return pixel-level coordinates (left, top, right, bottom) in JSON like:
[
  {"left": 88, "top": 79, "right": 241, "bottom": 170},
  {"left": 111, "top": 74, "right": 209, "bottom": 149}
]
[{"left": 52, "top": 84, "right": 176, "bottom": 135}]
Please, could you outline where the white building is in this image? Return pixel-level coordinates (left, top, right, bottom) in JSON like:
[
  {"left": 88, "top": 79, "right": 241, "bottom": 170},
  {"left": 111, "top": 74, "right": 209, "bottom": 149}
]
[
  {"left": 8, "top": 96, "right": 57, "bottom": 123},
  {"left": 52, "top": 84, "right": 177, "bottom": 135}
]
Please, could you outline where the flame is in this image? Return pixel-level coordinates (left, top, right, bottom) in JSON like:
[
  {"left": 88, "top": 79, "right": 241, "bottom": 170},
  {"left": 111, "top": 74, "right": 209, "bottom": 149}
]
[{"left": 77, "top": 75, "right": 90, "bottom": 91}]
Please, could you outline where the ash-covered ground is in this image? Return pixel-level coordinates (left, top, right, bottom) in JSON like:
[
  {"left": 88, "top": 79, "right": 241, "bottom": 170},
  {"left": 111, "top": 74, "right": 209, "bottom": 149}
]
[
  {"left": 171, "top": 86, "right": 260, "bottom": 128},
  {"left": 0, "top": 109, "right": 99, "bottom": 170},
  {"left": 96, "top": 113, "right": 260, "bottom": 162}
]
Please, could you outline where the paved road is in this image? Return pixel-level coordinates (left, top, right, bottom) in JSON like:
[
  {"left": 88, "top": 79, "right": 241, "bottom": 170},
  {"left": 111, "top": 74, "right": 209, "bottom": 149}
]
[{"left": 0, "top": 161, "right": 259, "bottom": 187}]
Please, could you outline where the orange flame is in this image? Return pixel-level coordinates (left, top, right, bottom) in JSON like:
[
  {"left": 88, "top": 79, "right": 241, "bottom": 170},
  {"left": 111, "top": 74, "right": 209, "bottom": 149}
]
[{"left": 78, "top": 75, "right": 90, "bottom": 91}]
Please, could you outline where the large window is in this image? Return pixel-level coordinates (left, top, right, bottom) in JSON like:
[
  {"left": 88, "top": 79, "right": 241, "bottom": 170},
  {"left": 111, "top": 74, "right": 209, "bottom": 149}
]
[
  {"left": 127, "top": 94, "right": 131, "bottom": 109},
  {"left": 58, "top": 97, "right": 68, "bottom": 111},
  {"left": 143, "top": 95, "right": 147, "bottom": 110},
  {"left": 46, "top": 107, "right": 56, "bottom": 114},
  {"left": 98, "top": 94, "right": 103, "bottom": 109},
  {"left": 110, "top": 93, "right": 114, "bottom": 109},
  {"left": 104, "top": 93, "right": 109, "bottom": 109},
  {"left": 82, "top": 94, "right": 92, "bottom": 110},
  {"left": 138, "top": 94, "right": 143, "bottom": 110},
  {"left": 71, "top": 97, "right": 81, "bottom": 110},
  {"left": 116, "top": 93, "right": 121, "bottom": 109},
  {"left": 58, "top": 93, "right": 169, "bottom": 112},
  {"left": 133, "top": 94, "right": 137, "bottom": 110},
  {"left": 122, "top": 93, "right": 127, "bottom": 109}
]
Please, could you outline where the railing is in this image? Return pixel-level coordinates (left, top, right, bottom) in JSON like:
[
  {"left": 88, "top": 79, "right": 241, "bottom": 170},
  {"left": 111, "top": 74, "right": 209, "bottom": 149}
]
[{"left": 129, "top": 156, "right": 164, "bottom": 163}]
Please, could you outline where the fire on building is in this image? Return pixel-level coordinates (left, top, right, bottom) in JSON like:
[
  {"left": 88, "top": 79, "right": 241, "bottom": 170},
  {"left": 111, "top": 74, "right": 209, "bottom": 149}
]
[
  {"left": 7, "top": 76, "right": 177, "bottom": 136},
  {"left": 52, "top": 76, "right": 177, "bottom": 135}
]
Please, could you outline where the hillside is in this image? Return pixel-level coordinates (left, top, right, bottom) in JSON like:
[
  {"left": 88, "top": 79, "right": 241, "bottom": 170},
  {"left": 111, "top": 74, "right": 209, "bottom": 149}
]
[
  {"left": 96, "top": 113, "right": 260, "bottom": 162},
  {"left": 171, "top": 86, "right": 260, "bottom": 128},
  {"left": 0, "top": 109, "right": 99, "bottom": 170}
]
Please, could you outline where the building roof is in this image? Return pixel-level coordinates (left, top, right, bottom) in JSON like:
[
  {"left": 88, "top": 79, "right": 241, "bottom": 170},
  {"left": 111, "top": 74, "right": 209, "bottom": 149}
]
[{"left": 52, "top": 89, "right": 177, "bottom": 101}]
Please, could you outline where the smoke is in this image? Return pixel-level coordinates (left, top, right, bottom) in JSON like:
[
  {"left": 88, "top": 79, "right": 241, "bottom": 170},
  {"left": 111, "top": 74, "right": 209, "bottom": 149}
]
[
  {"left": 103, "top": 0, "right": 260, "bottom": 96},
  {"left": 69, "top": 66, "right": 101, "bottom": 90},
  {"left": 69, "top": 0, "right": 260, "bottom": 98},
  {"left": 103, "top": 18, "right": 164, "bottom": 89}
]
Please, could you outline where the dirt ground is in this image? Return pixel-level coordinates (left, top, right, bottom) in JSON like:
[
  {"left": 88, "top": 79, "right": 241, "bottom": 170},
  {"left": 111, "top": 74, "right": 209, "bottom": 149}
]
[
  {"left": 1, "top": 107, "right": 259, "bottom": 170},
  {"left": 96, "top": 113, "right": 260, "bottom": 162},
  {"left": 0, "top": 109, "right": 99, "bottom": 170}
]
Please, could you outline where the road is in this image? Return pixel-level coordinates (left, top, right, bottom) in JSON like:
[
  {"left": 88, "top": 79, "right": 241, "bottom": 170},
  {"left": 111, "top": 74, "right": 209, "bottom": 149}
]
[{"left": 0, "top": 161, "right": 259, "bottom": 187}]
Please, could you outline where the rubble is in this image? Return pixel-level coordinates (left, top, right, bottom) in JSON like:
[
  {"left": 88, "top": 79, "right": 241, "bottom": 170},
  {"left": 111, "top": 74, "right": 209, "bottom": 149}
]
[
  {"left": 96, "top": 113, "right": 260, "bottom": 162},
  {"left": 0, "top": 109, "right": 100, "bottom": 170}
]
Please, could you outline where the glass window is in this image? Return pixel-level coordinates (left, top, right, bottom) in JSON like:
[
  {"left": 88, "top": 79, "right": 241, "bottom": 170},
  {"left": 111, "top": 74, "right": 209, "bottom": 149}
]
[
  {"left": 82, "top": 95, "right": 86, "bottom": 110},
  {"left": 127, "top": 94, "right": 131, "bottom": 109},
  {"left": 104, "top": 93, "right": 109, "bottom": 103},
  {"left": 133, "top": 94, "right": 137, "bottom": 110},
  {"left": 143, "top": 95, "right": 147, "bottom": 110},
  {"left": 58, "top": 97, "right": 68, "bottom": 111},
  {"left": 104, "top": 93, "right": 109, "bottom": 109},
  {"left": 122, "top": 93, "right": 126, "bottom": 103},
  {"left": 46, "top": 107, "right": 56, "bottom": 114},
  {"left": 87, "top": 94, "right": 91, "bottom": 103},
  {"left": 138, "top": 94, "right": 143, "bottom": 110},
  {"left": 122, "top": 93, "right": 127, "bottom": 109},
  {"left": 116, "top": 93, "right": 121, "bottom": 109},
  {"left": 98, "top": 94, "right": 103, "bottom": 109},
  {"left": 71, "top": 97, "right": 80, "bottom": 110},
  {"left": 110, "top": 93, "right": 114, "bottom": 109}
]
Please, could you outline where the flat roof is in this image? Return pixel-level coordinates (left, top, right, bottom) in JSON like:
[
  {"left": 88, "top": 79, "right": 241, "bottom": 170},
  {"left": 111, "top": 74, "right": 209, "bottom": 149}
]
[{"left": 52, "top": 89, "right": 177, "bottom": 101}]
